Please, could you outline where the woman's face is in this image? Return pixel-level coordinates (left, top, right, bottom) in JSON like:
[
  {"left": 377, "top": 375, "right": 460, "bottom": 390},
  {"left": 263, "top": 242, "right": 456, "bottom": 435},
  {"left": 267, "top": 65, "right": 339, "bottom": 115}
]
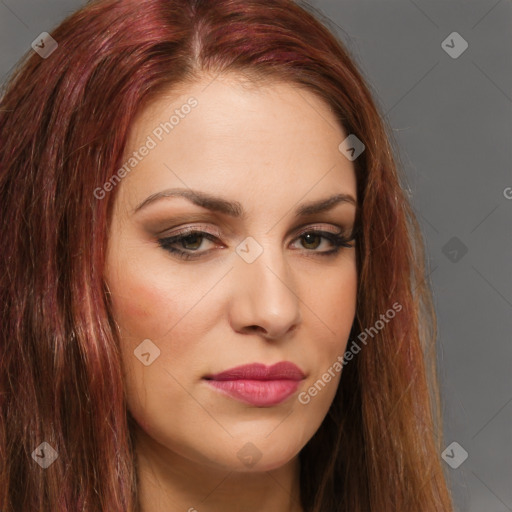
[{"left": 104, "top": 75, "right": 358, "bottom": 473}]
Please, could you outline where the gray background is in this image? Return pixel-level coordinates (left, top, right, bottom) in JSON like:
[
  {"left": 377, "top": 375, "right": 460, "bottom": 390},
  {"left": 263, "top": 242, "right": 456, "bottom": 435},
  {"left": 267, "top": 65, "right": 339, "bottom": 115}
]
[{"left": 1, "top": 1, "right": 511, "bottom": 510}]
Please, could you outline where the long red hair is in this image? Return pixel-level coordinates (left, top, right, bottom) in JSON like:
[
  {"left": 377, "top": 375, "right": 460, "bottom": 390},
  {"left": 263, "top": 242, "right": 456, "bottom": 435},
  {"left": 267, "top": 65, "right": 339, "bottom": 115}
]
[{"left": 0, "top": 0, "right": 454, "bottom": 510}]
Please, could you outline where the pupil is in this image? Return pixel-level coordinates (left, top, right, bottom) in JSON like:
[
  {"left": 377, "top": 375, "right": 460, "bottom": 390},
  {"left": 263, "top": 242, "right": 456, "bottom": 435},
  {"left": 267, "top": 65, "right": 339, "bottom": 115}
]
[
  {"left": 303, "top": 233, "right": 319, "bottom": 249},
  {"left": 183, "top": 234, "right": 201, "bottom": 249}
]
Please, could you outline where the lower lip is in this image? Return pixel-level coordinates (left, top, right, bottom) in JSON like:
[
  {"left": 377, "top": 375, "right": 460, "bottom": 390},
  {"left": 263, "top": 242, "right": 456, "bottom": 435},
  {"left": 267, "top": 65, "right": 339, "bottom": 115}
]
[{"left": 204, "top": 379, "right": 301, "bottom": 407}]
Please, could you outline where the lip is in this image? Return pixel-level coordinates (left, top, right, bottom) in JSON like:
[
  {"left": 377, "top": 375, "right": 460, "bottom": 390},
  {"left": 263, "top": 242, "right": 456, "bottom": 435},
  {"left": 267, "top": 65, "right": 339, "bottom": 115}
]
[
  {"left": 203, "top": 362, "right": 305, "bottom": 407},
  {"left": 204, "top": 361, "right": 306, "bottom": 381}
]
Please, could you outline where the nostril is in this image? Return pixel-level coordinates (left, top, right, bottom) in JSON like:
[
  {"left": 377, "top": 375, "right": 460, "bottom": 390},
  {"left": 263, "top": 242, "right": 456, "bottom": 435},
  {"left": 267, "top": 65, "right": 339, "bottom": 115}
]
[{"left": 245, "top": 325, "right": 266, "bottom": 335}]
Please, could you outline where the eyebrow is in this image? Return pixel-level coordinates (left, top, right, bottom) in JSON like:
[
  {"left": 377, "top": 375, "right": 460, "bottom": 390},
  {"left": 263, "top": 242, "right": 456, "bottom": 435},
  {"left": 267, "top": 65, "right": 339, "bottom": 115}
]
[{"left": 133, "top": 188, "right": 356, "bottom": 218}]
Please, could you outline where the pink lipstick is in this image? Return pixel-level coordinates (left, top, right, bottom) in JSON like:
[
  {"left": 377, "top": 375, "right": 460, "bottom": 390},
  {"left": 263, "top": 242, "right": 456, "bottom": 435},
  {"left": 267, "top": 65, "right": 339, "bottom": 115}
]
[{"left": 203, "top": 362, "right": 305, "bottom": 407}]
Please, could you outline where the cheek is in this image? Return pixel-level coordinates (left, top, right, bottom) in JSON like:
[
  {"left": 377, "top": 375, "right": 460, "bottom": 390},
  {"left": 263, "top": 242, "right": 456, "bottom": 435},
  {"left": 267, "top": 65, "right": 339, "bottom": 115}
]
[
  {"left": 296, "top": 263, "right": 357, "bottom": 382},
  {"left": 118, "top": 288, "right": 154, "bottom": 320},
  {"left": 107, "top": 270, "right": 206, "bottom": 386},
  {"left": 310, "top": 267, "right": 357, "bottom": 385},
  {"left": 308, "top": 262, "right": 357, "bottom": 335},
  {"left": 108, "top": 272, "right": 181, "bottom": 341}
]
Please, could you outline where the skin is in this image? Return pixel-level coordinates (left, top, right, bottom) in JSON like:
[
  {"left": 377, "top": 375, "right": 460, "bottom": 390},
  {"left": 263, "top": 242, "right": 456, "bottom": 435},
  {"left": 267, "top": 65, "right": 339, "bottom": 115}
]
[{"left": 104, "top": 74, "right": 358, "bottom": 512}]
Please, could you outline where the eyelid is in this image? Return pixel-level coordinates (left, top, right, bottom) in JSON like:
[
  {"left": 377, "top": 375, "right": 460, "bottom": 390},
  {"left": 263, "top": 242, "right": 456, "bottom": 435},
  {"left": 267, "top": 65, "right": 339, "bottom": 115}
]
[
  {"left": 161, "top": 221, "right": 350, "bottom": 240},
  {"left": 159, "top": 224, "right": 224, "bottom": 239},
  {"left": 293, "top": 223, "right": 346, "bottom": 238}
]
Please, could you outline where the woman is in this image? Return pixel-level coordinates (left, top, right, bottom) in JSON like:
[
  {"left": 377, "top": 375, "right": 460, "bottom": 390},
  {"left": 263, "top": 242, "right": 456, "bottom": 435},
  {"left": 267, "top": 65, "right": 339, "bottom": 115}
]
[{"left": 0, "top": 0, "right": 455, "bottom": 510}]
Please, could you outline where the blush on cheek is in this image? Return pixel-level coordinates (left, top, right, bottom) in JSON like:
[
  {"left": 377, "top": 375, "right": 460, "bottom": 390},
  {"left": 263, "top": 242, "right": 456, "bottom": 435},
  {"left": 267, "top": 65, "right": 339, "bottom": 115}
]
[
  {"left": 123, "top": 298, "right": 153, "bottom": 320},
  {"left": 114, "top": 280, "right": 169, "bottom": 321}
]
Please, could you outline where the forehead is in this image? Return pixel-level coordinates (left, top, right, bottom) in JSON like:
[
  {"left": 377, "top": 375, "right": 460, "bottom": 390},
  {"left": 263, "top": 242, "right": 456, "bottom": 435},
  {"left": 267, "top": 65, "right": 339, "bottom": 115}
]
[{"left": 117, "top": 75, "right": 356, "bottom": 209}]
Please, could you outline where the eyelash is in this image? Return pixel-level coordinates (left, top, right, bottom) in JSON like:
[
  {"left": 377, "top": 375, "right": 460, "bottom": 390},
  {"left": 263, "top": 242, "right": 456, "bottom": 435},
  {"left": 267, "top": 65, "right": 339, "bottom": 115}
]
[{"left": 157, "top": 226, "right": 356, "bottom": 261}]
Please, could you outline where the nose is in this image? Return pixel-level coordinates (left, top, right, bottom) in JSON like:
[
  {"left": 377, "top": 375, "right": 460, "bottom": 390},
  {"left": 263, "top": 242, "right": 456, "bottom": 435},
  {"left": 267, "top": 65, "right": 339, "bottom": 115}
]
[{"left": 228, "top": 243, "right": 302, "bottom": 340}]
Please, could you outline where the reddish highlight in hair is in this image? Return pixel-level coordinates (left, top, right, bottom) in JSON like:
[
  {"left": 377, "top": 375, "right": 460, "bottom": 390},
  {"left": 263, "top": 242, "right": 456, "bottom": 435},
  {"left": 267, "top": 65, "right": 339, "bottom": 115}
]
[{"left": 0, "top": 0, "right": 454, "bottom": 510}]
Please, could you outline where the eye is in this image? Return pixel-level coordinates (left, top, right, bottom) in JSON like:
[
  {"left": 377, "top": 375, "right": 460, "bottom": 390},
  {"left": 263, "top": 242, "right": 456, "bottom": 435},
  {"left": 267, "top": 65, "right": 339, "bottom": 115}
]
[
  {"left": 157, "top": 226, "right": 356, "bottom": 260},
  {"left": 158, "top": 229, "right": 219, "bottom": 260},
  {"left": 290, "top": 230, "right": 354, "bottom": 255}
]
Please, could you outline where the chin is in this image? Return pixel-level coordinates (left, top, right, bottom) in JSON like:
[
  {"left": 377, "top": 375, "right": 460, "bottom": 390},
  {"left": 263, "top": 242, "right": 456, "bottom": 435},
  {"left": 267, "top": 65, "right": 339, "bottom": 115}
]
[{"left": 232, "top": 441, "right": 302, "bottom": 473}]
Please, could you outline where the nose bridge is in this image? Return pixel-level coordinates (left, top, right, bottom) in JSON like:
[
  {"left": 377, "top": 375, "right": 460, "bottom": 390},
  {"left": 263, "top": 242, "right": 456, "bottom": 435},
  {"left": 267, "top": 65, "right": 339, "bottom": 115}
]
[{"left": 230, "top": 235, "right": 302, "bottom": 336}]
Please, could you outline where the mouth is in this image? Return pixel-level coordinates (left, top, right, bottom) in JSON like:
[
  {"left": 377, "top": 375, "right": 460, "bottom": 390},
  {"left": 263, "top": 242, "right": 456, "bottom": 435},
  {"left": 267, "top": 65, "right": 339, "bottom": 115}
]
[{"left": 202, "top": 362, "right": 306, "bottom": 407}]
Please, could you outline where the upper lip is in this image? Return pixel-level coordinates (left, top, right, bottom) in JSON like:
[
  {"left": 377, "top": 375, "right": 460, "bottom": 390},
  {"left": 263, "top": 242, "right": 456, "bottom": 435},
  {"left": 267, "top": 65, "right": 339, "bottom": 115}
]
[{"left": 203, "top": 362, "right": 305, "bottom": 381}]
